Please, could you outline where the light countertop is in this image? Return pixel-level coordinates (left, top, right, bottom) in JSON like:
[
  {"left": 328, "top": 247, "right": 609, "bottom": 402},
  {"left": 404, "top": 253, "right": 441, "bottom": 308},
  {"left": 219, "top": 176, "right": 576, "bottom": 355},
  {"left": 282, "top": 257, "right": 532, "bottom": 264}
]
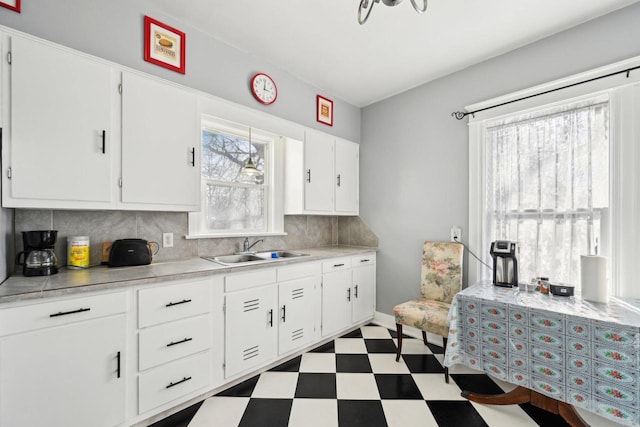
[{"left": 0, "top": 245, "right": 377, "bottom": 304}]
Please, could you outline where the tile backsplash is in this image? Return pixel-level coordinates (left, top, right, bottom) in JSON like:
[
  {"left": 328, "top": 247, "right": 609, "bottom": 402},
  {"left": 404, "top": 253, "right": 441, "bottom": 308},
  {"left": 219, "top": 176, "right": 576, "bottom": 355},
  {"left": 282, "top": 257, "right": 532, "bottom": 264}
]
[{"left": 13, "top": 210, "right": 378, "bottom": 270}]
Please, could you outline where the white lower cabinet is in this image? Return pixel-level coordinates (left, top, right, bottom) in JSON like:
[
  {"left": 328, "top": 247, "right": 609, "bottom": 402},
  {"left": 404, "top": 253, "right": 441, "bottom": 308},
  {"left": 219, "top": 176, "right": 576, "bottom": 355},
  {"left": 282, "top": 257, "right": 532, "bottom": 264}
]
[
  {"left": 322, "top": 253, "right": 376, "bottom": 336},
  {"left": 0, "top": 292, "right": 127, "bottom": 427},
  {"left": 135, "top": 277, "right": 220, "bottom": 416},
  {"left": 224, "top": 263, "right": 321, "bottom": 378},
  {"left": 351, "top": 255, "right": 376, "bottom": 323}
]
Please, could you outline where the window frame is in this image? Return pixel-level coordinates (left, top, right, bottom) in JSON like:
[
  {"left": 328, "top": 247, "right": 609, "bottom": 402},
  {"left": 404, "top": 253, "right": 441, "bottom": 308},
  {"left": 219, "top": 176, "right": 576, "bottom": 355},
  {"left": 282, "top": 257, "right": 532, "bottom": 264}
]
[
  {"left": 467, "top": 56, "right": 640, "bottom": 298},
  {"left": 188, "top": 117, "right": 285, "bottom": 238}
]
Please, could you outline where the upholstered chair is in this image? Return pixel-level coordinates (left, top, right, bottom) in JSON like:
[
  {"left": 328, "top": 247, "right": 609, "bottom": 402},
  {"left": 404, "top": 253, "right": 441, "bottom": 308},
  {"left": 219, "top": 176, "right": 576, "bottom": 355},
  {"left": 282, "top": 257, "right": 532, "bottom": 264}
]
[{"left": 393, "top": 241, "right": 464, "bottom": 383}]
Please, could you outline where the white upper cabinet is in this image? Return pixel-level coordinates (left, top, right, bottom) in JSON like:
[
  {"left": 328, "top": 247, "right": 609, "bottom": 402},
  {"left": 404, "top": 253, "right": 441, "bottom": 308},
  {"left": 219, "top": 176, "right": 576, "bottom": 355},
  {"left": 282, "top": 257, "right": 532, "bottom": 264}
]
[
  {"left": 303, "top": 130, "right": 335, "bottom": 212},
  {"left": 2, "top": 35, "right": 116, "bottom": 209},
  {"left": 335, "top": 138, "right": 359, "bottom": 213},
  {"left": 285, "top": 130, "right": 359, "bottom": 215},
  {"left": 121, "top": 72, "right": 200, "bottom": 211}
]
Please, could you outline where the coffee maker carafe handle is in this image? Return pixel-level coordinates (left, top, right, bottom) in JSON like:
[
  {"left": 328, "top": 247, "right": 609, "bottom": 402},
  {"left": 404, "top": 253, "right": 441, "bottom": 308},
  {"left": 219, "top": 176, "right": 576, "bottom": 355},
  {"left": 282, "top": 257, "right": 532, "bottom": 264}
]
[{"left": 15, "top": 251, "right": 26, "bottom": 266}]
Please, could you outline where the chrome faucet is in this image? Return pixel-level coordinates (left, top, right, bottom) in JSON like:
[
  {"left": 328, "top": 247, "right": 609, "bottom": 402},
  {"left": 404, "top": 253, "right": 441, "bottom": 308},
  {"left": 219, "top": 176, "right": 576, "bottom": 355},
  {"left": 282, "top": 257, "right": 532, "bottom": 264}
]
[{"left": 242, "top": 238, "right": 264, "bottom": 254}]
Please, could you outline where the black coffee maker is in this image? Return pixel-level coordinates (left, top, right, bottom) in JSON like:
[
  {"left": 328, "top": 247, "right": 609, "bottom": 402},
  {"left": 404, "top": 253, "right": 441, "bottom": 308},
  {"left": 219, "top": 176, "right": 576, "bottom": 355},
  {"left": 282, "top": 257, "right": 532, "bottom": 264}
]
[
  {"left": 490, "top": 240, "right": 518, "bottom": 287},
  {"left": 15, "top": 230, "right": 59, "bottom": 276}
]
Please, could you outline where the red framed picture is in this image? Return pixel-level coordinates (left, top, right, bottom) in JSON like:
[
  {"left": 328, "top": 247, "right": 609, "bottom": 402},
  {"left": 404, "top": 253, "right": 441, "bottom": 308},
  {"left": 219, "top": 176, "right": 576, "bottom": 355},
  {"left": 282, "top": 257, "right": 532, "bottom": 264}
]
[
  {"left": 0, "top": 0, "right": 20, "bottom": 13},
  {"left": 317, "top": 95, "right": 333, "bottom": 126},
  {"left": 144, "top": 16, "right": 186, "bottom": 74}
]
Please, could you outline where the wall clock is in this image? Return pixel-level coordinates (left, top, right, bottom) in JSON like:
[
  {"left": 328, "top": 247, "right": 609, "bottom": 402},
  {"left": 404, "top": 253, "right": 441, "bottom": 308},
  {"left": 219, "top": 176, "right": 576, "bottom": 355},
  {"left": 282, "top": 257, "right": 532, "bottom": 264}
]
[{"left": 251, "top": 73, "right": 278, "bottom": 105}]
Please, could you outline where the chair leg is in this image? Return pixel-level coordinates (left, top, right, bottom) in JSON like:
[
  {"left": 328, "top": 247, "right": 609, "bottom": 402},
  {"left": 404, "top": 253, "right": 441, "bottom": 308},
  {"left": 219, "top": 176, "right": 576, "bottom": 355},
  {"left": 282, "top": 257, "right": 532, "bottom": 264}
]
[
  {"left": 395, "top": 324, "right": 403, "bottom": 362},
  {"left": 443, "top": 337, "right": 449, "bottom": 383},
  {"left": 422, "top": 331, "right": 428, "bottom": 345}
]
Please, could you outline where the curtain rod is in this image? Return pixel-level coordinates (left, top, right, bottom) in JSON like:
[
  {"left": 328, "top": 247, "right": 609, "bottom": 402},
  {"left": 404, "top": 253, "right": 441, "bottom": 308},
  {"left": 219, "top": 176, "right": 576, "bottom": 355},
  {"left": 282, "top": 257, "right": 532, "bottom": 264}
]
[{"left": 451, "top": 64, "right": 640, "bottom": 120}]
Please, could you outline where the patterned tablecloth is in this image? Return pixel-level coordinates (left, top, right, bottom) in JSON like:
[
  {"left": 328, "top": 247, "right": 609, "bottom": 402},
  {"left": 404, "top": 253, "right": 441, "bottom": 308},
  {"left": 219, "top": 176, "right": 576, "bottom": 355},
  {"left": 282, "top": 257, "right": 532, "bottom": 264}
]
[{"left": 444, "top": 281, "right": 640, "bottom": 426}]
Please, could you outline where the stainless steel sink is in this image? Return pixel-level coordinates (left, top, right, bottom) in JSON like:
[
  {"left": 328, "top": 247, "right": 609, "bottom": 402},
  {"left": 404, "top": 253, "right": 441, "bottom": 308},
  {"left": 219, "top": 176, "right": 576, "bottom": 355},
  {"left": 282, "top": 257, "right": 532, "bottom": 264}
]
[
  {"left": 205, "top": 254, "right": 269, "bottom": 266},
  {"left": 263, "top": 251, "right": 309, "bottom": 258},
  {"left": 203, "top": 251, "right": 309, "bottom": 266}
]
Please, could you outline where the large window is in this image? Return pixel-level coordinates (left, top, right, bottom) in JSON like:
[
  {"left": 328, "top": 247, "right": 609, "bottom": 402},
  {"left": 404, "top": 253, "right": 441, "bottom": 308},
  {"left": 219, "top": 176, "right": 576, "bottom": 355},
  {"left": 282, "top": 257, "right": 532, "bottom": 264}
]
[
  {"left": 189, "top": 118, "right": 283, "bottom": 236},
  {"left": 483, "top": 98, "right": 609, "bottom": 285}
]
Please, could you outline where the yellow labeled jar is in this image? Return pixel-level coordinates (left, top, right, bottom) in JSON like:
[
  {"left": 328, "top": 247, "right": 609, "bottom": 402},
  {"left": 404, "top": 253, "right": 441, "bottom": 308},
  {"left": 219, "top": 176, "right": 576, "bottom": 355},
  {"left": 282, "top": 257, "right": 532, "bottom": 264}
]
[{"left": 68, "top": 236, "right": 90, "bottom": 269}]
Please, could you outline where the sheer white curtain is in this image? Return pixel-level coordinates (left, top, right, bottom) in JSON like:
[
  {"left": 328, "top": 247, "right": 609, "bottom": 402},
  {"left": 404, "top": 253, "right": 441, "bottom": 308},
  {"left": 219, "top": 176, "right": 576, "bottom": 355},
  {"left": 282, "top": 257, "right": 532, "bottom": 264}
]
[{"left": 483, "top": 97, "right": 609, "bottom": 287}]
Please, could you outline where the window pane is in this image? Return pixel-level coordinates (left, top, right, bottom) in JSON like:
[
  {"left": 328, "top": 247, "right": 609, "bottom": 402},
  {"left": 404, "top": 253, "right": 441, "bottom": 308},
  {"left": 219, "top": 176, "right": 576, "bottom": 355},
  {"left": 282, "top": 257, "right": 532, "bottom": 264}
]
[
  {"left": 202, "top": 130, "right": 265, "bottom": 184},
  {"left": 484, "top": 99, "right": 609, "bottom": 286},
  {"left": 204, "top": 184, "right": 265, "bottom": 231}
]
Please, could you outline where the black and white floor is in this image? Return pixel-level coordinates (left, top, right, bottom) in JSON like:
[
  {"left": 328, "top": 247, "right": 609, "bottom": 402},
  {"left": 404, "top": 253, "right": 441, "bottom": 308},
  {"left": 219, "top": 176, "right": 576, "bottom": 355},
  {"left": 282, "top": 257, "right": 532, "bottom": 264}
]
[{"left": 152, "top": 325, "right": 613, "bottom": 427}]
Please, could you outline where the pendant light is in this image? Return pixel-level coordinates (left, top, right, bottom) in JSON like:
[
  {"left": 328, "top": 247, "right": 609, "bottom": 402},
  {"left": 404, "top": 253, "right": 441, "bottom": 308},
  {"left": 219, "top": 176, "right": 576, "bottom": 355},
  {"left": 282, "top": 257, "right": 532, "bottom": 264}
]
[{"left": 241, "top": 128, "right": 262, "bottom": 177}]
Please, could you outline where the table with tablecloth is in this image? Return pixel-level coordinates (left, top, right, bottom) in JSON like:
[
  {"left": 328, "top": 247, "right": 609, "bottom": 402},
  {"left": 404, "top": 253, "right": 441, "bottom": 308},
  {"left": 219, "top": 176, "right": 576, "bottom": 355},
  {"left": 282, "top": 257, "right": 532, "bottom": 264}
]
[{"left": 444, "top": 281, "right": 640, "bottom": 426}]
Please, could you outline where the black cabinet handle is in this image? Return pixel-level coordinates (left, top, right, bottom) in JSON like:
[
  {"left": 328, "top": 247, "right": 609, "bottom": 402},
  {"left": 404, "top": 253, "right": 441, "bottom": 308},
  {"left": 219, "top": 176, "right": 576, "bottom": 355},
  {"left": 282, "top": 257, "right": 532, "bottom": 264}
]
[
  {"left": 333, "top": 263, "right": 345, "bottom": 268},
  {"left": 361, "top": 259, "right": 370, "bottom": 263},
  {"left": 354, "top": 285, "right": 359, "bottom": 299},
  {"left": 306, "top": 169, "right": 311, "bottom": 183},
  {"left": 167, "top": 337, "right": 193, "bottom": 347},
  {"left": 101, "top": 130, "right": 106, "bottom": 154},
  {"left": 281, "top": 305, "right": 286, "bottom": 323},
  {"left": 190, "top": 147, "right": 195, "bottom": 167},
  {"left": 268, "top": 309, "right": 273, "bottom": 327},
  {"left": 166, "top": 376, "right": 192, "bottom": 389},
  {"left": 50, "top": 307, "right": 90, "bottom": 318},
  {"left": 166, "top": 299, "right": 192, "bottom": 307},
  {"left": 337, "top": 174, "right": 341, "bottom": 187},
  {"left": 116, "top": 351, "right": 121, "bottom": 378},
  {"left": 347, "top": 288, "right": 351, "bottom": 302}
]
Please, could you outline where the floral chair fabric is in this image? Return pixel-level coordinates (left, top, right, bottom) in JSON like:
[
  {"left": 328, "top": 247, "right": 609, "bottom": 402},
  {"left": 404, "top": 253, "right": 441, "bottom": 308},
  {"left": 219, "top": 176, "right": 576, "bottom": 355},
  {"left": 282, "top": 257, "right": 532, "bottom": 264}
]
[{"left": 393, "top": 241, "right": 463, "bottom": 382}]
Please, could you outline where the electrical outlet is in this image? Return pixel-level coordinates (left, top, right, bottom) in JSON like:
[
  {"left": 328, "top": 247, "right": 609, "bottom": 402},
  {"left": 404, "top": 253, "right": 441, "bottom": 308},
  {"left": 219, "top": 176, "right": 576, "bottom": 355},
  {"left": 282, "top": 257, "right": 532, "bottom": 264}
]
[
  {"left": 450, "top": 226, "right": 462, "bottom": 242},
  {"left": 162, "top": 232, "right": 174, "bottom": 248}
]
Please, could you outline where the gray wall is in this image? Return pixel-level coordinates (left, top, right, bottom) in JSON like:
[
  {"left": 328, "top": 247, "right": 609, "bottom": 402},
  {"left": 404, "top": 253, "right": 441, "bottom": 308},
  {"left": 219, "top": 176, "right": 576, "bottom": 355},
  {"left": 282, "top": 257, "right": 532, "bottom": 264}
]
[
  {"left": 0, "top": 0, "right": 360, "bottom": 141},
  {"left": 362, "top": 3, "right": 640, "bottom": 314},
  {"left": 0, "top": 0, "right": 363, "bottom": 280}
]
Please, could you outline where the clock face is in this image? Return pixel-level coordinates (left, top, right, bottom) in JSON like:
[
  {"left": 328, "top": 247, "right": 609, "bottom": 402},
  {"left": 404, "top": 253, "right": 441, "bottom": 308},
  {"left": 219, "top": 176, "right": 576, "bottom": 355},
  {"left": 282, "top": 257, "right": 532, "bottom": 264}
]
[{"left": 251, "top": 73, "right": 278, "bottom": 105}]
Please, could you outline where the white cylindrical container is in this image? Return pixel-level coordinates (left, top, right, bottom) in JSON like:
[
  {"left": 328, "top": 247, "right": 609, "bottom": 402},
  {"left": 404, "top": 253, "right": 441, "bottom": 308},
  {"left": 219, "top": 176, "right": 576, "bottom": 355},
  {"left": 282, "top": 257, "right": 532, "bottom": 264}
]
[
  {"left": 580, "top": 255, "right": 608, "bottom": 303},
  {"left": 68, "top": 236, "right": 90, "bottom": 269}
]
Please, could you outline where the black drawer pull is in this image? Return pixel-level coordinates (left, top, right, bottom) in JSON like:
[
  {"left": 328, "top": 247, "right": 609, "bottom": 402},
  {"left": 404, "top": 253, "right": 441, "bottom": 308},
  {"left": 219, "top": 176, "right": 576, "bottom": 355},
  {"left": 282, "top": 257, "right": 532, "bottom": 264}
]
[
  {"left": 333, "top": 263, "right": 345, "bottom": 268},
  {"left": 190, "top": 147, "right": 196, "bottom": 167},
  {"left": 101, "top": 130, "right": 106, "bottom": 154},
  {"left": 166, "top": 376, "right": 192, "bottom": 389},
  {"left": 116, "top": 351, "right": 121, "bottom": 378},
  {"left": 361, "top": 259, "right": 370, "bottom": 263},
  {"left": 50, "top": 307, "right": 90, "bottom": 317},
  {"left": 166, "top": 299, "right": 192, "bottom": 307},
  {"left": 166, "top": 337, "right": 193, "bottom": 347}
]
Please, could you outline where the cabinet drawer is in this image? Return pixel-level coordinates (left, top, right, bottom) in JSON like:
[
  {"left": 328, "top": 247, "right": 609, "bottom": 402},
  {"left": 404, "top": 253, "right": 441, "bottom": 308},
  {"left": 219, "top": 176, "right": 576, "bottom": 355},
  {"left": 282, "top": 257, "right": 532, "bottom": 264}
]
[
  {"left": 322, "top": 257, "right": 351, "bottom": 273},
  {"left": 139, "top": 315, "right": 212, "bottom": 371},
  {"left": 352, "top": 253, "right": 375, "bottom": 266},
  {"left": 138, "top": 351, "right": 211, "bottom": 414},
  {"left": 277, "top": 262, "right": 321, "bottom": 282},
  {"left": 138, "top": 279, "right": 211, "bottom": 328},
  {"left": 225, "top": 268, "right": 276, "bottom": 293},
  {"left": 0, "top": 291, "right": 127, "bottom": 336}
]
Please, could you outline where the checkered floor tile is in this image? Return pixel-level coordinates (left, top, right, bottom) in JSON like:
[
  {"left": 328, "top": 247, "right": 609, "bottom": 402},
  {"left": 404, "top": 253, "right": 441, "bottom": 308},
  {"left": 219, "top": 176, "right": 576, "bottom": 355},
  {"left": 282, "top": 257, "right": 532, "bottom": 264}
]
[{"left": 150, "top": 325, "right": 578, "bottom": 427}]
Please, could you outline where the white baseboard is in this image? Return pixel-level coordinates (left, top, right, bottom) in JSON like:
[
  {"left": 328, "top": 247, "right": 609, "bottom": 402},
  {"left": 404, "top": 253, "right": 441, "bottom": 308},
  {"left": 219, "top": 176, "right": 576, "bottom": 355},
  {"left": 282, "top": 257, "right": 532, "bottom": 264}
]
[{"left": 371, "top": 311, "right": 445, "bottom": 348}]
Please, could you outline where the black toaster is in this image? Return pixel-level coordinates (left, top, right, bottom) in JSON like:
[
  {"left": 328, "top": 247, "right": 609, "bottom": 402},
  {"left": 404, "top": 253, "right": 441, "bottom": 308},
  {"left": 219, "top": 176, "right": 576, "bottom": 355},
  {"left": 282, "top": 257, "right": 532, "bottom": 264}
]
[{"left": 108, "top": 239, "right": 152, "bottom": 267}]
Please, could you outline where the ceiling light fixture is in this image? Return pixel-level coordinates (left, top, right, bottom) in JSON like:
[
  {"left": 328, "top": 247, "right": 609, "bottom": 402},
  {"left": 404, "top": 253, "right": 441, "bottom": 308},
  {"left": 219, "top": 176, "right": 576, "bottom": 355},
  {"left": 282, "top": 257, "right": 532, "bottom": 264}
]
[
  {"left": 358, "top": 0, "right": 427, "bottom": 25},
  {"left": 241, "top": 128, "right": 262, "bottom": 177}
]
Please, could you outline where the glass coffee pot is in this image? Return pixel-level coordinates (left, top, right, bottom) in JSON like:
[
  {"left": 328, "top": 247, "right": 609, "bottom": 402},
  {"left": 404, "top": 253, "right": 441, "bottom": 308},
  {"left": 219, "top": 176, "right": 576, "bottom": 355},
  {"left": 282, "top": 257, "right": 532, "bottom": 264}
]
[{"left": 15, "top": 230, "right": 59, "bottom": 276}]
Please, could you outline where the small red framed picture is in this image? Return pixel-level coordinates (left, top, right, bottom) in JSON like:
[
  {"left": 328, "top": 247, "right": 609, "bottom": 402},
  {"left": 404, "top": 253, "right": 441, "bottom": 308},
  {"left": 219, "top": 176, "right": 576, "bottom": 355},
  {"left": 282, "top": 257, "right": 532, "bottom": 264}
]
[
  {"left": 144, "top": 16, "right": 186, "bottom": 74},
  {"left": 0, "top": 0, "right": 20, "bottom": 13},
  {"left": 317, "top": 95, "right": 333, "bottom": 126}
]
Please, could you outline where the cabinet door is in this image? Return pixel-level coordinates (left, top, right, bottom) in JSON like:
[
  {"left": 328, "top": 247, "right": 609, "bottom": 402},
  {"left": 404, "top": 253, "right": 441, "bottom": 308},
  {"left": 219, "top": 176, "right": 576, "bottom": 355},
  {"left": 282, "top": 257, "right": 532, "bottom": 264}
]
[
  {"left": 225, "top": 285, "right": 277, "bottom": 377},
  {"left": 321, "top": 269, "right": 352, "bottom": 337},
  {"left": 304, "top": 130, "right": 334, "bottom": 212},
  {"left": 121, "top": 72, "right": 200, "bottom": 211},
  {"left": 278, "top": 276, "right": 318, "bottom": 355},
  {"left": 0, "top": 315, "right": 126, "bottom": 427},
  {"left": 335, "top": 139, "right": 359, "bottom": 214},
  {"left": 6, "top": 36, "right": 114, "bottom": 207},
  {"left": 352, "top": 264, "right": 376, "bottom": 323}
]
